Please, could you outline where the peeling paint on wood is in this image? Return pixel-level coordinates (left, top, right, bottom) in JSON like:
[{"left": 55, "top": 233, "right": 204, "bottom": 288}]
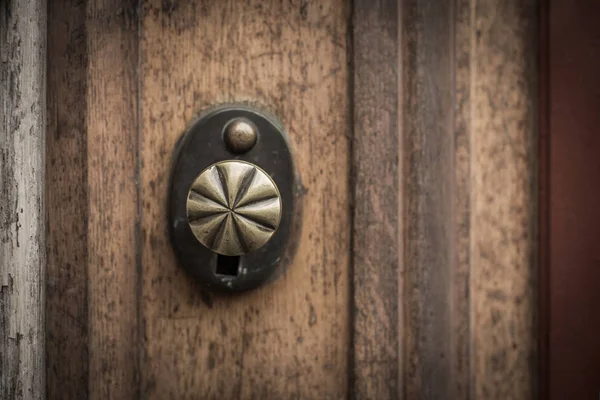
[{"left": 0, "top": 0, "right": 46, "bottom": 399}]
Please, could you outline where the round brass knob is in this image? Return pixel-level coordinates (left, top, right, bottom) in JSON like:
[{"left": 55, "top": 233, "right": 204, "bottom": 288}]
[
  {"left": 186, "top": 160, "right": 282, "bottom": 256},
  {"left": 223, "top": 117, "right": 258, "bottom": 154}
]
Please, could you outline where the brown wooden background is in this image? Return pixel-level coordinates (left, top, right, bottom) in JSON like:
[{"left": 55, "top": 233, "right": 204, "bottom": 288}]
[
  {"left": 45, "top": 1, "right": 537, "bottom": 399},
  {"left": 539, "top": 0, "right": 600, "bottom": 398}
]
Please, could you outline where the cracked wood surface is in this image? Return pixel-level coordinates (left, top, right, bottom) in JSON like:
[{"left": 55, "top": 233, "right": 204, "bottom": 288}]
[{"left": 0, "top": 1, "right": 46, "bottom": 399}]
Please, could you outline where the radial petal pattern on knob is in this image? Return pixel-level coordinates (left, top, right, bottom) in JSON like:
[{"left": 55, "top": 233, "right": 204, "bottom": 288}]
[{"left": 186, "top": 160, "right": 281, "bottom": 256}]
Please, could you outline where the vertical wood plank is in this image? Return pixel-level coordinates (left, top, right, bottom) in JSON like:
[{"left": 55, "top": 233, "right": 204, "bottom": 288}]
[
  {"left": 86, "top": 1, "right": 139, "bottom": 398},
  {"left": 453, "top": 0, "right": 473, "bottom": 398},
  {"left": 139, "top": 1, "right": 350, "bottom": 398},
  {"left": 351, "top": 0, "right": 400, "bottom": 399},
  {"left": 46, "top": 1, "right": 89, "bottom": 398},
  {"left": 469, "top": 1, "right": 537, "bottom": 398},
  {"left": 397, "top": 0, "right": 537, "bottom": 398},
  {"left": 401, "top": 1, "right": 454, "bottom": 398},
  {"left": 0, "top": 1, "right": 46, "bottom": 398}
]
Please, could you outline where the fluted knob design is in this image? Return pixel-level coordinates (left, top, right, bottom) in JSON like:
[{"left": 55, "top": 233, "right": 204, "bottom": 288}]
[{"left": 186, "top": 160, "right": 282, "bottom": 256}]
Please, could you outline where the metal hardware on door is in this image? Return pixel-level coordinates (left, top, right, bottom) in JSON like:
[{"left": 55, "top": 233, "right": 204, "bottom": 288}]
[
  {"left": 186, "top": 160, "right": 282, "bottom": 256},
  {"left": 168, "top": 105, "right": 297, "bottom": 292}
]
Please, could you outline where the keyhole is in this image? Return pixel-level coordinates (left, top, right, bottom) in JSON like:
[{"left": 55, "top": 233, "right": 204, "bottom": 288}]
[{"left": 216, "top": 254, "right": 240, "bottom": 277}]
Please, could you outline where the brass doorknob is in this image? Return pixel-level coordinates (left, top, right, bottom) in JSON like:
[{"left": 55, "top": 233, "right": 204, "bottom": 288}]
[{"left": 186, "top": 160, "right": 282, "bottom": 256}]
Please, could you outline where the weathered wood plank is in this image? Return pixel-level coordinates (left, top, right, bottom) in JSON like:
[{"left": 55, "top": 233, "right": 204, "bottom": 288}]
[
  {"left": 0, "top": 0, "right": 46, "bottom": 399},
  {"left": 469, "top": 1, "right": 537, "bottom": 398},
  {"left": 139, "top": 1, "right": 350, "bottom": 398},
  {"left": 86, "top": 1, "right": 139, "bottom": 398},
  {"left": 401, "top": 1, "right": 455, "bottom": 398},
  {"left": 399, "top": 0, "right": 537, "bottom": 398},
  {"left": 41, "top": 1, "right": 538, "bottom": 397},
  {"left": 452, "top": 1, "right": 473, "bottom": 399},
  {"left": 46, "top": 1, "right": 89, "bottom": 398},
  {"left": 351, "top": 0, "right": 400, "bottom": 398}
]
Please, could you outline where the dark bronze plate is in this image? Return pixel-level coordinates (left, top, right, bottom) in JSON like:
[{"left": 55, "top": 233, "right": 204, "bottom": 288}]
[{"left": 169, "top": 104, "right": 297, "bottom": 292}]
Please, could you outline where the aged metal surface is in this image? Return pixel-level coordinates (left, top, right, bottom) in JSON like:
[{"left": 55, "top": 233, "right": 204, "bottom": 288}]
[
  {"left": 169, "top": 106, "right": 296, "bottom": 292},
  {"left": 0, "top": 1, "right": 46, "bottom": 399},
  {"left": 224, "top": 118, "right": 258, "bottom": 154},
  {"left": 187, "top": 161, "right": 282, "bottom": 256}
]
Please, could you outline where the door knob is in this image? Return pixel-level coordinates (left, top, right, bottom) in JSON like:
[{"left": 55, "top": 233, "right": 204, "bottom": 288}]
[
  {"left": 169, "top": 105, "right": 298, "bottom": 292},
  {"left": 186, "top": 160, "right": 282, "bottom": 256}
]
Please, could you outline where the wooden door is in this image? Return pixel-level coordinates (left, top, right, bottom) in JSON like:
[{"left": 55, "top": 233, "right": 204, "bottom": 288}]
[{"left": 2, "top": 1, "right": 537, "bottom": 399}]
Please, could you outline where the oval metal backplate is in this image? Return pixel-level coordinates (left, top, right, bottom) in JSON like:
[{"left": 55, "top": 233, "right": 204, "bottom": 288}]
[{"left": 169, "top": 104, "right": 297, "bottom": 292}]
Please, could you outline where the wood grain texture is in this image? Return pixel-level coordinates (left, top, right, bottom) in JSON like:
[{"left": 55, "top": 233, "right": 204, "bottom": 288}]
[
  {"left": 401, "top": 1, "right": 454, "bottom": 398},
  {"left": 399, "top": 0, "right": 537, "bottom": 398},
  {"left": 453, "top": 0, "right": 473, "bottom": 398},
  {"left": 42, "top": 0, "right": 538, "bottom": 397},
  {"left": 86, "top": 1, "right": 139, "bottom": 398},
  {"left": 46, "top": 0, "right": 89, "bottom": 397},
  {"left": 139, "top": 1, "right": 350, "bottom": 398},
  {"left": 0, "top": 1, "right": 46, "bottom": 398},
  {"left": 468, "top": 1, "right": 537, "bottom": 398},
  {"left": 351, "top": 0, "right": 400, "bottom": 399},
  {"left": 47, "top": 2, "right": 140, "bottom": 397}
]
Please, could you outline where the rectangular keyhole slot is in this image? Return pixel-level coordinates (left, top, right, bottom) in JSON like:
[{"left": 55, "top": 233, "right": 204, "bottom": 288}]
[{"left": 216, "top": 255, "right": 240, "bottom": 277}]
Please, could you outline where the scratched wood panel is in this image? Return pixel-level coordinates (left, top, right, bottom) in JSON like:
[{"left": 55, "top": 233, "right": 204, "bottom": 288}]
[
  {"left": 0, "top": 0, "right": 46, "bottom": 398},
  {"left": 41, "top": 0, "right": 539, "bottom": 398},
  {"left": 468, "top": 1, "right": 537, "bottom": 398},
  {"left": 139, "top": 1, "right": 350, "bottom": 398},
  {"left": 46, "top": 0, "right": 89, "bottom": 398},
  {"left": 86, "top": 1, "right": 139, "bottom": 399},
  {"left": 399, "top": 0, "right": 537, "bottom": 398},
  {"left": 46, "top": 1, "right": 140, "bottom": 398},
  {"left": 352, "top": 0, "right": 400, "bottom": 399},
  {"left": 401, "top": 1, "right": 455, "bottom": 398}
]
